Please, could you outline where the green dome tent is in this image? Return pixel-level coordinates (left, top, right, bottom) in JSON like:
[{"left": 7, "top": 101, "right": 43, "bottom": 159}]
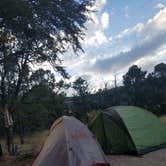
[{"left": 89, "top": 106, "right": 166, "bottom": 155}]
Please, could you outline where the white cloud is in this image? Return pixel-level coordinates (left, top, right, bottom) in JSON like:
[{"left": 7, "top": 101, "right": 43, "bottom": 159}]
[
  {"left": 155, "top": 3, "right": 165, "bottom": 9},
  {"left": 140, "top": 7, "right": 166, "bottom": 42},
  {"left": 134, "top": 23, "right": 145, "bottom": 32},
  {"left": 88, "top": 13, "right": 99, "bottom": 26},
  {"left": 89, "top": 7, "right": 166, "bottom": 74},
  {"left": 135, "top": 44, "right": 166, "bottom": 72},
  {"left": 62, "top": 5, "right": 166, "bottom": 92},
  {"left": 101, "top": 12, "right": 109, "bottom": 29},
  {"left": 97, "top": 0, "right": 107, "bottom": 8},
  {"left": 146, "top": 7, "right": 166, "bottom": 31},
  {"left": 115, "top": 6, "right": 166, "bottom": 40},
  {"left": 89, "top": 0, "right": 107, "bottom": 11},
  {"left": 85, "top": 30, "right": 108, "bottom": 46},
  {"left": 115, "top": 23, "right": 144, "bottom": 39},
  {"left": 82, "top": 0, "right": 110, "bottom": 47}
]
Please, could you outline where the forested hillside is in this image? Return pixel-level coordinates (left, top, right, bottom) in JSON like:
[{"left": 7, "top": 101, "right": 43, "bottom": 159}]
[{"left": 70, "top": 63, "right": 166, "bottom": 120}]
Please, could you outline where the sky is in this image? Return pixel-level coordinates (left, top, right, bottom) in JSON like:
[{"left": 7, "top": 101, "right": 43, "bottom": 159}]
[{"left": 60, "top": 0, "right": 166, "bottom": 94}]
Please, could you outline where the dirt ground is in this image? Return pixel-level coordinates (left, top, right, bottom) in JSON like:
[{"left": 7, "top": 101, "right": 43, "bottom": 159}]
[
  {"left": 1, "top": 149, "right": 166, "bottom": 166},
  {"left": 107, "top": 148, "right": 166, "bottom": 166},
  {"left": 1, "top": 129, "right": 166, "bottom": 166}
]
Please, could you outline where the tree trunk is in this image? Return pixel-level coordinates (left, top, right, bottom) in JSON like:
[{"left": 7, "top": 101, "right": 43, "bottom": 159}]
[
  {"left": 18, "top": 123, "right": 24, "bottom": 144},
  {"left": 19, "top": 134, "right": 24, "bottom": 145},
  {"left": 0, "top": 143, "right": 3, "bottom": 159},
  {"left": 4, "top": 108, "right": 14, "bottom": 156},
  {"left": 6, "top": 126, "right": 14, "bottom": 156},
  {"left": 17, "top": 112, "right": 24, "bottom": 144}
]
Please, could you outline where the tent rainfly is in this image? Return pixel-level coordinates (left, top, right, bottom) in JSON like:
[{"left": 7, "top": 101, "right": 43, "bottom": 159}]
[
  {"left": 32, "top": 116, "right": 110, "bottom": 166},
  {"left": 89, "top": 106, "right": 166, "bottom": 155}
]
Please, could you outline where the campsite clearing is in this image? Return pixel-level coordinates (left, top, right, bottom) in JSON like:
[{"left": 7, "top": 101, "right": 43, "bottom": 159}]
[
  {"left": 1, "top": 117, "right": 166, "bottom": 166},
  {"left": 1, "top": 150, "right": 166, "bottom": 166},
  {"left": 107, "top": 148, "right": 166, "bottom": 166}
]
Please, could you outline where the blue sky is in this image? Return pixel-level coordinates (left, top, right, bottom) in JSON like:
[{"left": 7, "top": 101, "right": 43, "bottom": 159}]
[
  {"left": 105, "top": 0, "right": 163, "bottom": 35},
  {"left": 61, "top": 0, "right": 166, "bottom": 93}
]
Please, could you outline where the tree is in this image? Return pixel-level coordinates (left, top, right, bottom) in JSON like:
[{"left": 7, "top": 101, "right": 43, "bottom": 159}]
[
  {"left": 30, "top": 68, "right": 70, "bottom": 94},
  {"left": 146, "top": 63, "right": 166, "bottom": 115},
  {"left": 30, "top": 69, "right": 56, "bottom": 89},
  {"left": 0, "top": 143, "right": 2, "bottom": 159},
  {"left": 13, "top": 68, "right": 70, "bottom": 144},
  {"left": 0, "top": 0, "right": 94, "bottom": 155},
  {"left": 15, "top": 68, "right": 68, "bottom": 144},
  {"left": 72, "top": 77, "right": 90, "bottom": 121},
  {"left": 154, "top": 63, "right": 166, "bottom": 78},
  {"left": 18, "top": 85, "right": 66, "bottom": 132},
  {"left": 123, "top": 65, "right": 147, "bottom": 106},
  {"left": 70, "top": 63, "right": 166, "bottom": 118},
  {"left": 55, "top": 79, "right": 70, "bottom": 95},
  {"left": 73, "top": 77, "right": 89, "bottom": 97}
]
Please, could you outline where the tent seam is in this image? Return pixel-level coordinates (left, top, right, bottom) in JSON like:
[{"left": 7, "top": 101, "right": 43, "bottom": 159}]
[
  {"left": 114, "top": 110, "right": 138, "bottom": 155},
  {"left": 63, "top": 117, "right": 71, "bottom": 166}
]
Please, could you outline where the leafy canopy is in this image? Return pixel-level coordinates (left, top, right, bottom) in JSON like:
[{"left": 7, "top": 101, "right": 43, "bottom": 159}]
[{"left": 0, "top": 0, "right": 94, "bottom": 108}]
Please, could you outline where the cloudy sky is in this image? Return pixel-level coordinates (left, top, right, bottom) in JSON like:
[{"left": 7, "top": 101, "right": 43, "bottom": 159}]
[{"left": 61, "top": 0, "right": 166, "bottom": 93}]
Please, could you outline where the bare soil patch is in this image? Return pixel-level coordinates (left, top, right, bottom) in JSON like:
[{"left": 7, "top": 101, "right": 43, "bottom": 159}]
[{"left": 107, "top": 148, "right": 166, "bottom": 166}]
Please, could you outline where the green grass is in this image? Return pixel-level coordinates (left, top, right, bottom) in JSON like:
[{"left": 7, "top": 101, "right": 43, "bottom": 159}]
[{"left": 0, "top": 130, "right": 49, "bottom": 166}]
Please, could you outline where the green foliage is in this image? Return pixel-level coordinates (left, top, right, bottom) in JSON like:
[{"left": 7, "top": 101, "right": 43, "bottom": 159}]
[
  {"left": 0, "top": 0, "right": 94, "bottom": 155},
  {"left": 0, "top": 0, "right": 94, "bottom": 109},
  {"left": 71, "top": 63, "right": 166, "bottom": 118},
  {"left": 145, "top": 63, "right": 166, "bottom": 114},
  {"left": 123, "top": 65, "right": 147, "bottom": 106},
  {"left": 30, "top": 69, "right": 56, "bottom": 89},
  {"left": 0, "top": 0, "right": 94, "bottom": 54},
  {"left": 71, "top": 77, "right": 90, "bottom": 122},
  {"left": 72, "top": 77, "right": 89, "bottom": 97},
  {"left": 16, "top": 85, "right": 66, "bottom": 132}
]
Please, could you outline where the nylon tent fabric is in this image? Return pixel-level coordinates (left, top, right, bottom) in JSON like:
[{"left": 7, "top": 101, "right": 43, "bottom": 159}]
[
  {"left": 115, "top": 106, "right": 166, "bottom": 154},
  {"left": 90, "top": 106, "right": 166, "bottom": 155},
  {"left": 102, "top": 113, "right": 135, "bottom": 154},
  {"left": 32, "top": 116, "right": 109, "bottom": 166},
  {"left": 89, "top": 110, "right": 136, "bottom": 155}
]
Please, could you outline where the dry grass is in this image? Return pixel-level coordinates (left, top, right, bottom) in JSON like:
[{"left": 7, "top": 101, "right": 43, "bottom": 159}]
[
  {"left": 0, "top": 130, "right": 49, "bottom": 166},
  {"left": 1, "top": 116, "right": 166, "bottom": 166},
  {"left": 160, "top": 115, "right": 166, "bottom": 124}
]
